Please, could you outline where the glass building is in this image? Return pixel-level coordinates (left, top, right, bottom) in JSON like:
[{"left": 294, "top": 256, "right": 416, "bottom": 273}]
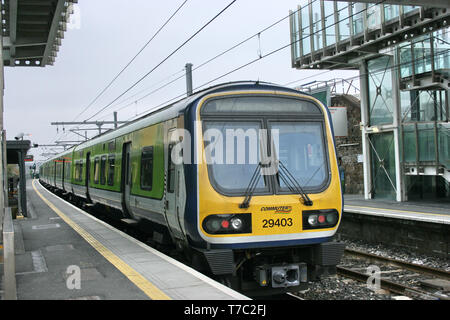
[{"left": 290, "top": 1, "right": 449, "bottom": 201}]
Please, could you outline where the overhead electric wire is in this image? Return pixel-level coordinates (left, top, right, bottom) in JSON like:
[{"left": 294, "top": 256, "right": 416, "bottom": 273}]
[
  {"left": 60, "top": 0, "right": 386, "bottom": 131},
  {"left": 59, "top": 0, "right": 447, "bottom": 145},
  {"left": 50, "top": 1, "right": 190, "bottom": 145},
  {"left": 71, "top": 0, "right": 189, "bottom": 123},
  {"left": 124, "top": 45, "right": 450, "bottom": 126},
  {"left": 89, "top": 0, "right": 322, "bottom": 121},
  {"left": 129, "top": 0, "right": 450, "bottom": 123},
  {"left": 83, "top": 0, "right": 238, "bottom": 122}
]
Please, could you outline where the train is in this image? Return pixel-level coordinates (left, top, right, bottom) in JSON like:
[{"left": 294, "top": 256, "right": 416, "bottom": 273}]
[{"left": 40, "top": 81, "right": 345, "bottom": 295}]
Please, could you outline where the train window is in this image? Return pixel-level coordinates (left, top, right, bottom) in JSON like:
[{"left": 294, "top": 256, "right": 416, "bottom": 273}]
[
  {"left": 202, "top": 121, "right": 268, "bottom": 194},
  {"left": 75, "top": 161, "right": 83, "bottom": 182},
  {"left": 167, "top": 144, "right": 175, "bottom": 193},
  {"left": 140, "top": 146, "right": 153, "bottom": 191},
  {"left": 68, "top": 162, "right": 71, "bottom": 180},
  {"left": 100, "top": 155, "right": 107, "bottom": 185},
  {"left": 270, "top": 121, "right": 328, "bottom": 190},
  {"left": 107, "top": 155, "right": 115, "bottom": 186},
  {"left": 108, "top": 141, "right": 116, "bottom": 152},
  {"left": 93, "top": 157, "right": 100, "bottom": 184},
  {"left": 201, "top": 96, "right": 321, "bottom": 115}
]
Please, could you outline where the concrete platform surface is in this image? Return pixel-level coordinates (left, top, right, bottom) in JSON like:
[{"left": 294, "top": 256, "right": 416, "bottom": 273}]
[
  {"left": 344, "top": 194, "right": 450, "bottom": 224},
  {"left": 13, "top": 179, "right": 248, "bottom": 300}
]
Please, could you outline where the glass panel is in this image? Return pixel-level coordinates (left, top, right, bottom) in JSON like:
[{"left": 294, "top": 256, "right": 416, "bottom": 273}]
[
  {"left": 93, "top": 158, "right": 99, "bottom": 184},
  {"left": 291, "top": 10, "right": 300, "bottom": 59},
  {"left": 417, "top": 123, "right": 436, "bottom": 161},
  {"left": 368, "top": 56, "right": 394, "bottom": 126},
  {"left": 271, "top": 122, "right": 327, "bottom": 190},
  {"left": 337, "top": 2, "right": 350, "bottom": 41},
  {"left": 352, "top": 3, "right": 364, "bottom": 35},
  {"left": 413, "top": 38, "right": 432, "bottom": 75},
  {"left": 384, "top": 4, "right": 399, "bottom": 21},
  {"left": 370, "top": 132, "right": 396, "bottom": 200},
  {"left": 400, "top": 91, "right": 412, "bottom": 122},
  {"left": 324, "top": 1, "right": 335, "bottom": 47},
  {"left": 100, "top": 156, "right": 107, "bottom": 185},
  {"left": 433, "top": 29, "right": 450, "bottom": 73},
  {"left": 301, "top": 5, "right": 311, "bottom": 55},
  {"left": 399, "top": 41, "right": 413, "bottom": 79},
  {"left": 403, "top": 6, "right": 418, "bottom": 14},
  {"left": 203, "top": 121, "right": 267, "bottom": 194},
  {"left": 141, "top": 147, "right": 153, "bottom": 190},
  {"left": 107, "top": 156, "right": 115, "bottom": 186},
  {"left": 366, "top": 4, "right": 381, "bottom": 30},
  {"left": 402, "top": 124, "right": 416, "bottom": 162},
  {"left": 312, "top": 0, "right": 322, "bottom": 52},
  {"left": 438, "top": 123, "right": 450, "bottom": 168},
  {"left": 167, "top": 144, "right": 175, "bottom": 193}
]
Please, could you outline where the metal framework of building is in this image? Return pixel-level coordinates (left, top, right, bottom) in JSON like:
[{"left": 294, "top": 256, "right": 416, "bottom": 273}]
[
  {"left": 290, "top": 1, "right": 449, "bottom": 202},
  {"left": 324, "top": 1, "right": 450, "bottom": 9}
]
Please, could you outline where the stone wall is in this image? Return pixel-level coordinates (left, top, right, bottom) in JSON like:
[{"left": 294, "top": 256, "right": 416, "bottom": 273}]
[{"left": 330, "top": 94, "right": 363, "bottom": 195}]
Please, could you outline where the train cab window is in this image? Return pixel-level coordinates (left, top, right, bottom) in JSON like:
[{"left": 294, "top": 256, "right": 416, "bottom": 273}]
[
  {"left": 107, "top": 155, "right": 115, "bottom": 186},
  {"left": 100, "top": 156, "right": 107, "bottom": 185},
  {"left": 93, "top": 157, "right": 100, "bottom": 184},
  {"left": 167, "top": 144, "right": 175, "bottom": 193},
  {"left": 140, "top": 147, "right": 153, "bottom": 191}
]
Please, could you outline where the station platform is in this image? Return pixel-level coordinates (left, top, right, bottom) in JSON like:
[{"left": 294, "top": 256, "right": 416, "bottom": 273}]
[
  {"left": 343, "top": 194, "right": 450, "bottom": 225},
  {"left": 10, "top": 179, "right": 249, "bottom": 300}
]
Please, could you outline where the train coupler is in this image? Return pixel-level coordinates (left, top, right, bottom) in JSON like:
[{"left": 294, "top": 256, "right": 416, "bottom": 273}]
[{"left": 255, "top": 263, "right": 307, "bottom": 288}]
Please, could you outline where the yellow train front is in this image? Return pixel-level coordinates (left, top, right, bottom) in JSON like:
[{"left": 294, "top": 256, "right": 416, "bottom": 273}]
[{"left": 182, "top": 82, "right": 345, "bottom": 295}]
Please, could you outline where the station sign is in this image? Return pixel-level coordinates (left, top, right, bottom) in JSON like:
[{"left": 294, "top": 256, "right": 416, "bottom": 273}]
[
  {"left": 24, "top": 155, "right": 34, "bottom": 162},
  {"left": 328, "top": 106, "right": 348, "bottom": 137}
]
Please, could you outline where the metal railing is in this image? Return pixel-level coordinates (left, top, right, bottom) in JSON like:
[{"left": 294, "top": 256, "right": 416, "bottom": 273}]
[{"left": 295, "top": 77, "right": 360, "bottom": 96}]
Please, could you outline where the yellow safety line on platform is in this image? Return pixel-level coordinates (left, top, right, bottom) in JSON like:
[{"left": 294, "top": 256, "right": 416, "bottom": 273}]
[
  {"left": 345, "top": 205, "right": 449, "bottom": 218},
  {"left": 31, "top": 180, "right": 171, "bottom": 300}
]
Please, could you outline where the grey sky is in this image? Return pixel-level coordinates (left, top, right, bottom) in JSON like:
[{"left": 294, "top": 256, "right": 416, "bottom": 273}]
[{"left": 4, "top": 0, "right": 357, "bottom": 162}]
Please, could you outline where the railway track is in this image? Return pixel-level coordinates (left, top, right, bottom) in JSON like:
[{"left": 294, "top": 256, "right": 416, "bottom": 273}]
[{"left": 337, "top": 248, "right": 450, "bottom": 300}]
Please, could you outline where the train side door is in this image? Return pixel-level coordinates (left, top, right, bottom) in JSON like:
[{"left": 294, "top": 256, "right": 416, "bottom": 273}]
[
  {"left": 86, "top": 152, "right": 91, "bottom": 200},
  {"left": 164, "top": 129, "right": 184, "bottom": 239},
  {"left": 62, "top": 158, "right": 65, "bottom": 191},
  {"left": 53, "top": 159, "right": 56, "bottom": 186},
  {"left": 121, "top": 142, "right": 132, "bottom": 216}
]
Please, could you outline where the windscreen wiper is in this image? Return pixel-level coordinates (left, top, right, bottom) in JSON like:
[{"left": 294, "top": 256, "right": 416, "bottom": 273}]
[
  {"left": 239, "top": 161, "right": 269, "bottom": 209},
  {"left": 277, "top": 161, "right": 313, "bottom": 206}
]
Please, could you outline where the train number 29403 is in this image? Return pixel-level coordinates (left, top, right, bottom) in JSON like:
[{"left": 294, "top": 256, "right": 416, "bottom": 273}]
[{"left": 262, "top": 218, "right": 293, "bottom": 228}]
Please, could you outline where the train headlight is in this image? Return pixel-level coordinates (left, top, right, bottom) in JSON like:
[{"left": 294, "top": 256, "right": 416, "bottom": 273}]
[
  {"left": 202, "top": 214, "right": 252, "bottom": 235},
  {"left": 303, "top": 209, "right": 339, "bottom": 230},
  {"left": 231, "top": 217, "right": 243, "bottom": 230},
  {"left": 307, "top": 215, "right": 318, "bottom": 226}
]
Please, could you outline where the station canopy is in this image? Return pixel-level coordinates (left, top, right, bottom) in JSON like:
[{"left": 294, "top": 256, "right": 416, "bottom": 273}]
[{"left": 1, "top": 0, "right": 78, "bottom": 67}]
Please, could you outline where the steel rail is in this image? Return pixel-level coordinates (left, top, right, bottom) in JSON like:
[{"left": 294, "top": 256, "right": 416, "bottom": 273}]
[
  {"left": 336, "top": 266, "right": 448, "bottom": 300},
  {"left": 344, "top": 248, "right": 450, "bottom": 280}
]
